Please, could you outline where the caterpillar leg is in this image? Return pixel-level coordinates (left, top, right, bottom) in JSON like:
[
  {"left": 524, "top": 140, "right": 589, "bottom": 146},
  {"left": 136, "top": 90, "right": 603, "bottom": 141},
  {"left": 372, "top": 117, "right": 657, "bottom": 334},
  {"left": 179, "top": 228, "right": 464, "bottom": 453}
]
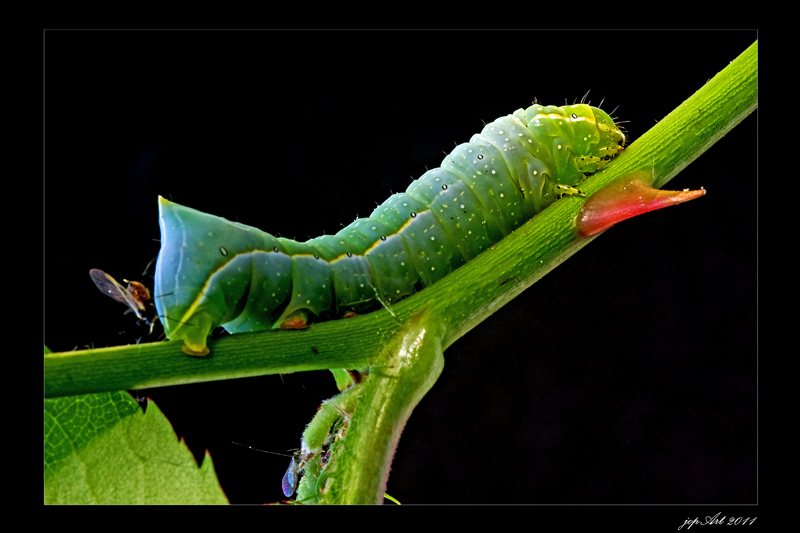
[
  {"left": 577, "top": 171, "right": 706, "bottom": 237},
  {"left": 278, "top": 310, "right": 310, "bottom": 330},
  {"left": 555, "top": 184, "right": 586, "bottom": 198}
]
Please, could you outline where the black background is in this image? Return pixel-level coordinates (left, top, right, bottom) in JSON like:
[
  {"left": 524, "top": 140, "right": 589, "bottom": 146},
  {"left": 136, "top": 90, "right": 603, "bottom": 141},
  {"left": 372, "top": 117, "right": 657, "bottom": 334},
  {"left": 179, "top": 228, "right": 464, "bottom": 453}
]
[{"left": 45, "top": 30, "right": 756, "bottom": 505}]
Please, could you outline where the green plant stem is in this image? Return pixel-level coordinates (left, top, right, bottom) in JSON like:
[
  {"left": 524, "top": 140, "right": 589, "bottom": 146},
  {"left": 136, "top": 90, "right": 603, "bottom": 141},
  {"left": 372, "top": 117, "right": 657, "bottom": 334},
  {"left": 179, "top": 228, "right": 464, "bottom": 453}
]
[
  {"left": 321, "top": 311, "right": 445, "bottom": 504},
  {"left": 45, "top": 41, "right": 757, "bottom": 399}
]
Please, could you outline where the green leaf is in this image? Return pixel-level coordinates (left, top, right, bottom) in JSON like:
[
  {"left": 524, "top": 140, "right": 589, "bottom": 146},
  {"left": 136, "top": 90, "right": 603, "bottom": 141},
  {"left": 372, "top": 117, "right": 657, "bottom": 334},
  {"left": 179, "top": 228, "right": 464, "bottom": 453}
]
[{"left": 44, "top": 390, "right": 228, "bottom": 504}]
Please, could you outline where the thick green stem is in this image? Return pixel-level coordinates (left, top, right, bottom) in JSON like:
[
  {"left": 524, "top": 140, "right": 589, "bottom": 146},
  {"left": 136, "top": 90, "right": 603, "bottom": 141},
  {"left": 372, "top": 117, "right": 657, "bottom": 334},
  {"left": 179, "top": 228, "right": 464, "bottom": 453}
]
[{"left": 319, "top": 311, "right": 445, "bottom": 504}]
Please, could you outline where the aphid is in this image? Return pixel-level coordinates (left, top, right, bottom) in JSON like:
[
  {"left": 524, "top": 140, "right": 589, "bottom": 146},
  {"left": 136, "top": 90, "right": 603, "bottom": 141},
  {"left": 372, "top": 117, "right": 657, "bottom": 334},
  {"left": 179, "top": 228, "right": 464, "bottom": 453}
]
[
  {"left": 281, "top": 453, "right": 302, "bottom": 498},
  {"left": 231, "top": 441, "right": 302, "bottom": 499}
]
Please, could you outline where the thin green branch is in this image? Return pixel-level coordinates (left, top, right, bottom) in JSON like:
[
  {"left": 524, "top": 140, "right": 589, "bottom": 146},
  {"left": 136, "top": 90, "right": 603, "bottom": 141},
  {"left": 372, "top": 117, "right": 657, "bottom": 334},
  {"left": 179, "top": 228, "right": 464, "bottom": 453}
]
[{"left": 45, "top": 41, "right": 757, "bottom": 399}]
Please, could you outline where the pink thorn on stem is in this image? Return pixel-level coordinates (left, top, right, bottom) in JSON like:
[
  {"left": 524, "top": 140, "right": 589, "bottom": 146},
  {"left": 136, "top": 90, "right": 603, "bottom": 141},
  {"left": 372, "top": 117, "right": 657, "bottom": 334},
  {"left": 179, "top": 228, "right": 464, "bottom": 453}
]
[{"left": 577, "top": 174, "right": 706, "bottom": 237}]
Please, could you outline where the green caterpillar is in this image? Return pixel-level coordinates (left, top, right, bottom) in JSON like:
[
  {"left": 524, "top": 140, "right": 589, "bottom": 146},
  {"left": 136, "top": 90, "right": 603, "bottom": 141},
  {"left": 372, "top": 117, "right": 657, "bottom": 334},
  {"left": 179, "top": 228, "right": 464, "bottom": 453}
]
[{"left": 154, "top": 102, "right": 625, "bottom": 355}]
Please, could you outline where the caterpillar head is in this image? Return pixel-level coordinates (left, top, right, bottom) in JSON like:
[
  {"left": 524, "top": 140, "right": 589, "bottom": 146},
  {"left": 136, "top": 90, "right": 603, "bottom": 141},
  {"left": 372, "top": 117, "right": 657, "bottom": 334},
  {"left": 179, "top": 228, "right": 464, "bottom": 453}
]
[
  {"left": 590, "top": 106, "right": 626, "bottom": 158},
  {"left": 568, "top": 104, "right": 626, "bottom": 177}
]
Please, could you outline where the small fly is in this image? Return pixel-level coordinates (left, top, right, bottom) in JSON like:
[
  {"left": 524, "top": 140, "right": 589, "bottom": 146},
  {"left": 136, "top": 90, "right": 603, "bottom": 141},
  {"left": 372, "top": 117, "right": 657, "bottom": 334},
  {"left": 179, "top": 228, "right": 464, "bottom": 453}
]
[{"left": 89, "top": 269, "right": 158, "bottom": 332}]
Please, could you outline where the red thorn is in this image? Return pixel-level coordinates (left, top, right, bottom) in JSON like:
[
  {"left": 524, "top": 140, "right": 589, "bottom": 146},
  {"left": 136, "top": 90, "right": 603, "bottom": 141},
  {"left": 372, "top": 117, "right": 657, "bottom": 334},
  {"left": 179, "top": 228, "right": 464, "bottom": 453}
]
[{"left": 577, "top": 174, "right": 706, "bottom": 237}]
